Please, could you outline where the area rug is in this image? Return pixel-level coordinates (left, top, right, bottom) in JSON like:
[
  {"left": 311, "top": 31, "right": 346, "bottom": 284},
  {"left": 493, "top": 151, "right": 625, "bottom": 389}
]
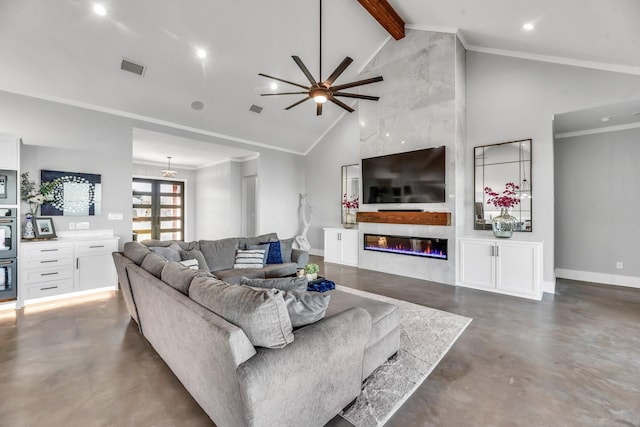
[{"left": 336, "top": 285, "right": 472, "bottom": 427}]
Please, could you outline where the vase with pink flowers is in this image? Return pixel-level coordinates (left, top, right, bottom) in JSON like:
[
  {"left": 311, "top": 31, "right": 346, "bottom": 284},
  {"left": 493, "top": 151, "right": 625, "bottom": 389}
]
[
  {"left": 484, "top": 183, "right": 520, "bottom": 238},
  {"left": 341, "top": 193, "right": 359, "bottom": 229}
]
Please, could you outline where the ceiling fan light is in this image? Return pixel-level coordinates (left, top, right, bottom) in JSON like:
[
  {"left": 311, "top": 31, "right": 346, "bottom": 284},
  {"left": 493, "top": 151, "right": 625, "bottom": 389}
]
[{"left": 314, "top": 94, "right": 327, "bottom": 103}]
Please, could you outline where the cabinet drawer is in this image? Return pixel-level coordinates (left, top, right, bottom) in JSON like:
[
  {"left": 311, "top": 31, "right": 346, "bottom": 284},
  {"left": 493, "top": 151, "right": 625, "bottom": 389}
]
[
  {"left": 75, "top": 241, "right": 117, "bottom": 256},
  {"left": 22, "top": 266, "right": 74, "bottom": 284},
  {"left": 23, "top": 279, "right": 74, "bottom": 300},
  {"left": 22, "top": 244, "right": 74, "bottom": 259},
  {"left": 21, "top": 256, "right": 73, "bottom": 270}
]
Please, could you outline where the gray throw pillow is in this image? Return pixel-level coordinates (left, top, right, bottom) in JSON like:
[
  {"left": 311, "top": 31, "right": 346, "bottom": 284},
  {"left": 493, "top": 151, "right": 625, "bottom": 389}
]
[
  {"left": 161, "top": 261, "right": 211, "bottom": 294},
  {"left": 283, "top": 290, "right": 331, "bottom": 328},
  {"left": 123, "top": 241, "right": 152, "bottom": 265},
  {"left": 149, "top": 243, "right": 182, "bottom": 262},
  {"left": 240, "top": 276, "right": 307, "bottom": 292},
  {"left": 141, "top": 253, "right": 168, "bottom": 278},
  {"left": 279, "top": 238, "right": 294, "bottom": 263},
  {"left": 180, "top": 249, "right": 210, "bottom": 272},
  {"left": 189, "top": 276, "right": 294, "bottom": 349},
  {"left": 247, "top": 243, "right": 270, "bottom": 264}
]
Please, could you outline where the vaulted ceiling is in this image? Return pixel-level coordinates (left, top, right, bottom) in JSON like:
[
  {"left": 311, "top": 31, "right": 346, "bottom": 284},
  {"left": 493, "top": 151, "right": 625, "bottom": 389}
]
[{"left": 1, "top": 0, "right": 638, "bottom": 156}]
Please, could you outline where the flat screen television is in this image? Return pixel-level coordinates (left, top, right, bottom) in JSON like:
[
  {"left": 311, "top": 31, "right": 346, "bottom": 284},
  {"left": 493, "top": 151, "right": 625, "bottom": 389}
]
[{"left": 362, "top": 146, "right": 446, "bottom": 204}]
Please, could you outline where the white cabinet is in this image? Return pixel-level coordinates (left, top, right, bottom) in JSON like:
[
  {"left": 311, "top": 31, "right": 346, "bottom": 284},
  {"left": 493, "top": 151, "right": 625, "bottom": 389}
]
[
  {"left": 323, "top": 228, "right": 358, "bottom": 267},
  {"left": 458, "top": 238, "right": 542, "bottom": 300},
  {"left": 0, "top": 134, "right": 19, "bottom": 169},
  {"left": 19, "top": 232, "right": 119, "bottom": 307}
]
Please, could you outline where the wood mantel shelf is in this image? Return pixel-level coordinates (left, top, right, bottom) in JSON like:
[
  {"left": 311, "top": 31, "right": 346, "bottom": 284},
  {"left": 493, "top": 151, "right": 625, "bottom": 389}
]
[{"left": 356, "top": 211, "right": 451, "bottom": 226}]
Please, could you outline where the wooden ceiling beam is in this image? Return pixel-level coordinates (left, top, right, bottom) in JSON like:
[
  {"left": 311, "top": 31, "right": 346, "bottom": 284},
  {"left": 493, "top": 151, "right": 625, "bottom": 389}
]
[{"left": 357, "top": 0, "right": 405, "bottom": 40}]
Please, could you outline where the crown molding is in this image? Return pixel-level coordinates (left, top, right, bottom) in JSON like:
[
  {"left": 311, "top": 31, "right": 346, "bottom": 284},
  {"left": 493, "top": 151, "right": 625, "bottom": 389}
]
[{"left": 555, "top": 122, "right": 640, "bottom": 139}]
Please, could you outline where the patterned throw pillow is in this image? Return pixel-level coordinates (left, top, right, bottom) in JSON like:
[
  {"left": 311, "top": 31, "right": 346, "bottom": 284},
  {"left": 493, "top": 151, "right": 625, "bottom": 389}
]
[
  {"left": 179, "top": 259, "right": 199, "bottom": 270},
  {"left": 233, "top": 249, "right": 266, "bottom": 269}
]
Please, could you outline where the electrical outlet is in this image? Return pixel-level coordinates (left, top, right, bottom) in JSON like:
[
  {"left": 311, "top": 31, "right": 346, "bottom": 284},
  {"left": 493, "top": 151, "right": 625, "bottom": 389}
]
[
  {"left": 616, "top": 261, "right": 623, "bottom": 269},
  {"left": 68, "top": 222, "right": 76, "bottom": 230},
  {"left": 76, "top": 222, "right": 90, "bottom": 230}
]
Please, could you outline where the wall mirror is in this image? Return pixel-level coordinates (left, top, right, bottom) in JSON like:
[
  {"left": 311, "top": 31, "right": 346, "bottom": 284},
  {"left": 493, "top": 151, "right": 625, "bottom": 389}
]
[
  {"left": 474, "top": 139, "right": 532, "bottom": 231},
  {"left": 341, "top": 164, "right": 360, "bottom": 224}
]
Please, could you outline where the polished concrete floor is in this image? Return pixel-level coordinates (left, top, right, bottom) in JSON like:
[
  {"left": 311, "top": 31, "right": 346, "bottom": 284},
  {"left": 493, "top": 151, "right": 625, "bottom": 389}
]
[{"left": 1, "top": 258, "right": 639, "bottom": 427}]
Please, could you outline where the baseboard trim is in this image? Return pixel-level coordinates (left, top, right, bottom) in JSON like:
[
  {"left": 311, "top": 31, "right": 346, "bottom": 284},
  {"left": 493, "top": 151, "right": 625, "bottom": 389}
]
[
  {"left": 542, "top": 280, "right": 556, "bottom": 294},
  {"left": 309, "top": 248, "right": 324, "bottom": 257},
  {"left": 555, "top": 268, "right": 640, "bottom": 289}
]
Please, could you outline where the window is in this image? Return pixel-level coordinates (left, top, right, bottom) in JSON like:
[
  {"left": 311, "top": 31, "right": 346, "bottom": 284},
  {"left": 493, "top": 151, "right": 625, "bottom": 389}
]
[{"left": 132, "top": 178, "right": 184, "bottom": 241}]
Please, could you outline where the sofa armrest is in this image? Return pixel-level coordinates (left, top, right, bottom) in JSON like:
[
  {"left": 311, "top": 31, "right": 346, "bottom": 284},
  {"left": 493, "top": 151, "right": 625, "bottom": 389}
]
[
  {"left": 291, "top": 248, "right": 309, "bottom": 268},
  {"left": 237, "top": 307, "right": 371, "bottom": 427}
]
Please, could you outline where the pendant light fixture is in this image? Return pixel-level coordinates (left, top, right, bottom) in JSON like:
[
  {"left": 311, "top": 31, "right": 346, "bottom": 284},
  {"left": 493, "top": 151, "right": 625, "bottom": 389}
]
[{"left": 161, "top": 156, "right": 177, "bottom": 178}]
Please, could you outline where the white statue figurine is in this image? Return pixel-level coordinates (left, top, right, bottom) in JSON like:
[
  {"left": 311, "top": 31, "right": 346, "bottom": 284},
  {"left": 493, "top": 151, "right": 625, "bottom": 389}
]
[{"left": 294, "top": 193, "right": 311, "bottom": 251}]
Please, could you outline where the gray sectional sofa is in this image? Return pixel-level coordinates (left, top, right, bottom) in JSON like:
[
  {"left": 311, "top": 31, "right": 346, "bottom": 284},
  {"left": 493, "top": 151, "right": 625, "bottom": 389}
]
[{"left": 112, "top": 235, "right": 400, "bottom": 427}]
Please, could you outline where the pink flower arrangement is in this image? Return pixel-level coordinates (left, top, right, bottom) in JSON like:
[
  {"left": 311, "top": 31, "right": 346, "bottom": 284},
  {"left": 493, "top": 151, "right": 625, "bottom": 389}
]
[
  {"left": 342, "top": 193, "right": 359, "bottom": 210},
  {"left": 484, "top": 183, "right": 521, "bottom": 208}
]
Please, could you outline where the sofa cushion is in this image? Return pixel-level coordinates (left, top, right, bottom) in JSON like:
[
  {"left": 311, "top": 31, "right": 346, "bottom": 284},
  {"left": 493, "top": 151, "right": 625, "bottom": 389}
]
[
  {"left": 283, "top": 290, "right": 331, "bottom": 328},
  {"left": 240, "top": 233, "right": 278, "bottom": 249},
  {"left": 279, "top": 238, "right": 294, "bottom": 263},
  {"left": 161, "top": 261, "right": 204, "bottom": 294},
  {"left": 149, "top": 243, "right": 183, "bottom": 262},
  {"left": 123, "top": 241, "right": 152, "bottom": 265},
  {"left": 199, "top": 238, "right": 240, "bottom": 272},
  {"left": 240, "top": 276, "right": 308, "bottom": 292},
  {"left": 262, "top": 262, "right": 298, "bottom": 278},
  {"left": 141, "top": 253, "right": 168, "bottom": 278},
  {"left": 265, "top": 241, "right": 283, "bottom": 264},
  {"left": 180, "top": 249, "right": 210, "bottom": 272},
  {"left": 233, "top": 249, "right": 266, "bottom": 269},
  {"left": 214, "top": 268, "right": 266, "bottom": 283},
  {"left": 326, "top": 290, "right": 400, "bottom": 347},
  {"left": 189, "top": 276, "right": 294, "bottom": 349}
]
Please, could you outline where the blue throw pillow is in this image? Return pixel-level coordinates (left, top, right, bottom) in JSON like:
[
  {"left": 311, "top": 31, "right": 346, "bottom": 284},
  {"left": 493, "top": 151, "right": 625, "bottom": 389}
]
[{"left": 265, "top": 241, "right": 283, "bottom": 264}]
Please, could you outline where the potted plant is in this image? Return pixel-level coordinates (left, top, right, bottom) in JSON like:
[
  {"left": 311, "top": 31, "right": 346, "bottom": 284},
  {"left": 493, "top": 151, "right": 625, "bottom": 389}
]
[{"left": 304, "top": 263, "right": 319, "bottom": 281}]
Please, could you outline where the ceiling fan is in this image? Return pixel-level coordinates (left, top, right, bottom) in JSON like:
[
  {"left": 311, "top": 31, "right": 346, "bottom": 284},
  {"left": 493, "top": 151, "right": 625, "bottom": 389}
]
[{"left": 258, "top": 0, "right": 383, "bottom": 116}]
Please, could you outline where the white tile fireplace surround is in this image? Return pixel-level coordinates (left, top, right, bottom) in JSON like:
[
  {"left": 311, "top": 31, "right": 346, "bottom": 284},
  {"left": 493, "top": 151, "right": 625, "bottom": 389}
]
[{"left": 356, "top": 29, "right": 465, "bottom": 285}]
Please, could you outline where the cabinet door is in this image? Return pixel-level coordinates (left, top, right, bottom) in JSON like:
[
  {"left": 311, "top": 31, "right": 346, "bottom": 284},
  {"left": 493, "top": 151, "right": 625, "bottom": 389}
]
[
  {"left": 75, "top": 241, "right": 118, "bottom": 291},
  {"left": 459, "top": 239, "right": 495, "bottom": 289},
  {"left": 340, "top": 231, "right": 359, "bottom": 267},
  {"left": 323, "top": 229, "right": 342, "bottom": 264},
  {"left": 0, "top": 135, "right": 18, "bottom": 169},
  {"left": 496, "top": 242, "right": 539, "bottom": 297}
]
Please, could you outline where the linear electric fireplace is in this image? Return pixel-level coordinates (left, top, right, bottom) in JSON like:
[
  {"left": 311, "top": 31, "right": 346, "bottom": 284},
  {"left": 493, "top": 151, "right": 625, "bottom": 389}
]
[{"left": 364, "top": 233, "right": 448, "bottom": 260}]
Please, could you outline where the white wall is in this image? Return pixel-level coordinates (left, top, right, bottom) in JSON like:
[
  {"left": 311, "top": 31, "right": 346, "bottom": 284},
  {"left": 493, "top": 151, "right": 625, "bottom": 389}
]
[
  {"left": 305, "top": 113, "right": 361, "bottom": 252},
  {"left": 555, "top": 127, "right": 640, "bottom": 280},
  {"left": 465, "top": 52, "right": 640, "bottom": 289},
  {"left": 0, "top": 89, "right": 307, "bottom": 246},
  {"left": 132, "top": 163, "right": 197, "bottom": 241}
]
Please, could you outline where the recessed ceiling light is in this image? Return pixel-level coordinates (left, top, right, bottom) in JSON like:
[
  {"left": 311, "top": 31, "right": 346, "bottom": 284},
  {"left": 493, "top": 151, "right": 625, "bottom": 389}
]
[
  {"left": 401, "top": 140, "right": 405, "bottom": 144},
  {"left": 94, "top": 4, "right": 106, "bottom": 16},
  {"left": 196, "top": 49, "right": 207, "bottom": 59},
  {"left": 385, "top": 133, "right": 390, "bottom": 137},
  {"left": 191, "top": 101, "right": 204, "bottom": 111},
  {"left": 523, "top": 23, "right": 534, "bottom": 31},
  {"left": 270, "top": 82, "right": 278, "bottom": 90},
  {"left": 600, "top": 116, "right": 611, "bottom": 122}
]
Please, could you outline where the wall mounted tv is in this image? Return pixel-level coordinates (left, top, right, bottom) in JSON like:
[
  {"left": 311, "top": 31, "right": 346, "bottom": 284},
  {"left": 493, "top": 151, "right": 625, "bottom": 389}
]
[{"left": 362, "top": 146, "right": 446, "bottom": 204}]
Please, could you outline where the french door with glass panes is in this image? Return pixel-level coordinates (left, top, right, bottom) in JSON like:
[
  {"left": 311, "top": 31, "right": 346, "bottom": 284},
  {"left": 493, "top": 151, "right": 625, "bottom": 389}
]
[{"left": 132, "top": 178, "right": 184, "bottom": 241}]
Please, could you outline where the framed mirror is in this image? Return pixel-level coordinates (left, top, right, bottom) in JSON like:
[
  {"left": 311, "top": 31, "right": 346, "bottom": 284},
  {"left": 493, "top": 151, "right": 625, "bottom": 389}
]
[
  {"left": 341, "top": 164, "right": 360, "bottom": 224},
  {"left": 474, "top": 139, "right": 532, "bottom": 231}
]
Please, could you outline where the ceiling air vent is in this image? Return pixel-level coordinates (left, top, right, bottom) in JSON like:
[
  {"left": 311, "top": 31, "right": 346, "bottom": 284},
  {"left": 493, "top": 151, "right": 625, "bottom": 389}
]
[
  {"left": 120, "top": 58, "right": 145, "bottom": 76},
  {"left": 249, "top": 104, "right": 263, "bottom": 114}
]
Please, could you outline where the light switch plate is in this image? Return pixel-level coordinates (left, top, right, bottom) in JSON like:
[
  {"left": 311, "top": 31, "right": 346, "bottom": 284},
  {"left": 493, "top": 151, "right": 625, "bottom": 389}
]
[
  {"left": 108, "top": 213, "right": 123, "bottom": 220},
  {"left": 76, "top": 222, "right": 90, "bottom": 230},
  {"left": 69, "top": 222, "right": 76, "bottom": 230}
]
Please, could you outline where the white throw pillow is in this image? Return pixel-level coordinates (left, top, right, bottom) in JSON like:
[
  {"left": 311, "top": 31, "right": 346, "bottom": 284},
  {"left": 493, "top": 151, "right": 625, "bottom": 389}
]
[{"left": 233, "top": 249, "right": 266, "bottom": 269}]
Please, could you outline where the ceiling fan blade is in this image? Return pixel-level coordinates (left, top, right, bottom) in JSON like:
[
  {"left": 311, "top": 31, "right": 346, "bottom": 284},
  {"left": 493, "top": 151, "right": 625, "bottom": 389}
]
[
  {"left": 317, "top": 103, "right": 323, "bottom": 116},
  {"left": 329, "top": 97, "right": 355, "bottom": 113},
  {"left": 260, "top": 91, "right": 309, "bottom": 96},
  {"left": 285, "top": 96, "right": 312, "bottom": 110},
  {"left": 333, "top": 92, "right": 380, "bottom": 101},
  {"left": 258, "top": 73, "right": 309, "bottom": 90},
  {"left": 325, "top": 57, "right": 353, "bottom": 86},
  {"left": 292, "top": 56, "right": 319, "bottom": 87},
  {"left": 331, "top": 76, "right": 383, "bottom": 91}
]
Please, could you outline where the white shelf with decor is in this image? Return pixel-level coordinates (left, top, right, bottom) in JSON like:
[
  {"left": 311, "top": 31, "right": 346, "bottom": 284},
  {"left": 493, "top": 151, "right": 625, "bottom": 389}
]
[
  {"left": 323, "top": 227, "right": 358, "bottom": 267},
  {"left": 458, "top": 237, "right": 542, "bottom": 300},
  {"left": 18, "top": 229, "right": 119, "bottom": 308}
]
